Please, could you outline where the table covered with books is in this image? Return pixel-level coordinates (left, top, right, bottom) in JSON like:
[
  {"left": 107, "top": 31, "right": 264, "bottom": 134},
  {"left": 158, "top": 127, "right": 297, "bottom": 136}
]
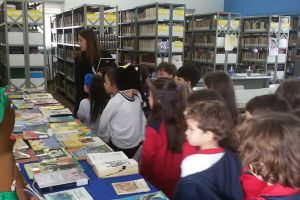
[{"left": 7, "top": 87, "right": 166, "bottom": 200}]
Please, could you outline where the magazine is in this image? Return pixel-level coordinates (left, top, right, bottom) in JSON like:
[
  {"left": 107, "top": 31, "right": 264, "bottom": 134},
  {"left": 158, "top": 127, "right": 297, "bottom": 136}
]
[{"left": 44, "top": 187, "right": 93, "bottom": 200}]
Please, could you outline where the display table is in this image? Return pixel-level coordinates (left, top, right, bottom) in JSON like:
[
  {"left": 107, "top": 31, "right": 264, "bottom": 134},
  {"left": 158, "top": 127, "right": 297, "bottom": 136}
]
[{"left": 20, "top": 160, "right": 157, "bottom": 200}]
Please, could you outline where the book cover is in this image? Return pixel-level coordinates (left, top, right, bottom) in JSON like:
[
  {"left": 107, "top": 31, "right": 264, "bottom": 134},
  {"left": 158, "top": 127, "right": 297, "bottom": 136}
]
[
  {"left": 13, "top": 139, "right": 29, "bottom": 150},
  {"left": 23, "top": 93, "right": 53, "bottom": 100},
  {"left": 63, "top": 137, "right": 104, "bottom": 150},
  {"left": 34, "top": 167, "right": 89, "bottom": 189},
  {"left": 44, "top": 187, "right": 93, "bottom": 200},
  {"left": 14, "top": 149, "right": 38, "bottom": 164},
  {"left": 50, "top": 122, "right": 80, "bottom": 133},
  {"left": 112, "top": 179, "right": 151, "bottom": 195},
  {"left": 87, "top": 151, "right": 128, "bottom": 166},
  {"left": 23, "top": 130, "right": 49, "bottom": 140},
  {"left": 53, "top": 131, "right": 86, "bottom": 142},
  {"left": 46, "top": 108, "right": 73, "bottom": 117},
  {"left": 70, "top": 145, "right": 113, "bottom": 160},
  {"left": 24, "top": 157, "right": 80, "bottom": 179},
  {"left": 49, "top": 116, "right": 75, "bottom": 123},
  {"left": 113, "top": 191, "right": 169, "bottom": 200},
  {"left": 30, "top": 98, "right": 58, "bottom": 105},
  {"left": 35, "top": 148, "right": 70, "bottom": 161},
  {"left": 29, "top": 136, "right": 60, "bottom": 151},
  {"left": 12, "top": 100, "right": 34, "bottom": 109}
]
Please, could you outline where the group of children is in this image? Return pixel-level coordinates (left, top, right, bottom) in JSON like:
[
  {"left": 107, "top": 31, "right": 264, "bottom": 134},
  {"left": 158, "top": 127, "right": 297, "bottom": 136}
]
[{"left": 1, "top": 60, "right": 300, "bottom": 200}]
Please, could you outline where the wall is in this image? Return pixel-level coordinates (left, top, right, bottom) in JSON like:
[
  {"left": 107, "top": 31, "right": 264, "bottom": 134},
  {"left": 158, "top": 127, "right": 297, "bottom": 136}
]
[
  {"left": 64, "top": 0, "right": 224, "bottom": 14},
  {"left": 224, "top": 0, "right": 300, "bottom": 16}
]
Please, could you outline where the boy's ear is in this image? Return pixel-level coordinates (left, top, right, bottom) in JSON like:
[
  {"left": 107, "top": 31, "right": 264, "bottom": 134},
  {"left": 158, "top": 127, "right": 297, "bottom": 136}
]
[
  {"left": 187, "top": 80, "right": 192, "bottom": 87},
  {"left": 205, "top": 130, "right": 216, "bottom": 141}
]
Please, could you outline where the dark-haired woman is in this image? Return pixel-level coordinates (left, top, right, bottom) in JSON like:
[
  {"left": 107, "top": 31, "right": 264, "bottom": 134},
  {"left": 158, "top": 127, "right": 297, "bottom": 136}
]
[{"left": 74, "top": 29, "right": 112, "bottom": 115}]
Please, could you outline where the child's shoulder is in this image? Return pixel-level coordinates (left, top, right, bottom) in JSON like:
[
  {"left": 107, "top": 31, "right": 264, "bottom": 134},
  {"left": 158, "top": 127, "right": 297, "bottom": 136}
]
[{"left": 147, "top": 120, "right": 162, "bottom": 133}]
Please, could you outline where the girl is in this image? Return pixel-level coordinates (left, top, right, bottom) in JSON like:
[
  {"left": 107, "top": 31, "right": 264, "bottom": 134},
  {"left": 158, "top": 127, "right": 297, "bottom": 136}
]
[
  {"left": 238, "top": 113, "right": 300, "bottom": 199},
  {"left": 0, "top": 88, "right": 27, "bottom": 200},
  {"left": 140, "top": 78, "right": 192, "bottom": 198},
  {"left": 77, "top": 73, "right": 108, "bottom": 132},
  {"left": 74, "top": 28, "right": 112, "bottom": 115},
  {"left": 103, "top": 69, "right": 118, "bottom": 97},
  {"left": 204, "top": 71, "right": 239, "bottom": 125},
  {"left": 275, "top": 79, "right": 300, "bottom": 110}
]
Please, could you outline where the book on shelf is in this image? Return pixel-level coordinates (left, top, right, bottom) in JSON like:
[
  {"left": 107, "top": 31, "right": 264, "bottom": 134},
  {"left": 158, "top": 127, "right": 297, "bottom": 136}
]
[
  {"left": 23, "top": 130, "right": 49, "bottom": 140},
  {"left": 24, "top": 157, "right": 80, "bottom": 180},
  {"left": 113, "top": 191, "right": 169, "bottom": 200},
  {"left": 87, "top": 151, "right": 139, "bottom": 178},
  {"left": 70, "top": 144, "right": 113, "bottom": 160},
  {"left": 23, "top": 93, "right": 53, "bottom": 100},
  {"left": 34, "top": 167, "right": 89, "bottom": 190},
  {"left": 112, "top": 179, "right": 151, "bottom": 195},
  {"left": 44, "top": 187, "right": 94, "bottom": 200}
]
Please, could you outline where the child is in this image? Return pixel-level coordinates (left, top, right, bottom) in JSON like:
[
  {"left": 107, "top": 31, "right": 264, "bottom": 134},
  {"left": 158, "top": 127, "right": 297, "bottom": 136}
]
[
  {"left": 77, "top": 73, "right": 108, "bottom": 132},
  {"left": 175, "top": 65, "right": 200, "bottom": 91},
  {"left": 204, "top": 71, "right": 239, "bottom": 125},
  {"left": 140, "top": 78, "right": 195, "bottom": 198},
  {"left": 174, "top": 101, "right": 243, "bottom": 200},
  {"left": 238, "top": 113, "right": 300, "bottom": 199},
  {"left": 139, "top": 65, "right": 151, "bottom": 117},
  {"left": 0, "top": 88, "right": 27, "bottom": 200},
  {"left": 275, "top": 79, "right": 300, "bottom": 110},
  {"left": 187, "top": 89, "right": 225, "bottom": 107},
  {"left": 156, "top": 62, "right": 177, "bottom": 78},
  {"left": 97, "top": 64, "right": 146, "bottom": 158},
  {"left": 103, "top": 69, "right": 118, "bottom": 97},
  {"left": 245, "top": 94, "right": 291, "bottom": 119}
]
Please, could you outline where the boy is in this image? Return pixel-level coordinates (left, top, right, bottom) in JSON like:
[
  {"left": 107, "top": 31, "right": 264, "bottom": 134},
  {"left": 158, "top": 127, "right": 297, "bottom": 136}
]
[
  {"left": 245, "top": 94, "right": 291, "bottom": 119},
  {"left": 238, "top": 113, "right": 300, "bottom": 199},
  {"left": 175, "top": 65, "right": 200, "bottom": 91},
  {"left": 174, "top": 101, "right": 243, "bottom": 200},
  {"left": 156, "top": 62, "right": 177, "bottom": 78}
]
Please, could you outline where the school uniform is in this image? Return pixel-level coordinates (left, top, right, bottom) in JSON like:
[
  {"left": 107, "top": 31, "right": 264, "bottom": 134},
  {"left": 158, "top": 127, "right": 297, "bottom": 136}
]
[{"left": 174, "top": 148, "right": 243, "bottom": 200}]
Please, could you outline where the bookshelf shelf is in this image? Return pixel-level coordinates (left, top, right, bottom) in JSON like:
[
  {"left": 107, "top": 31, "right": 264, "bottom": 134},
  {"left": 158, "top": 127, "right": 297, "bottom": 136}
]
[
  {"left": 184, "top": 12, "right": 241, "bottom": 77},
  {"left": 240, "top": 15, "right": 291, "bottom": 81},
  {"left": 0, "top": 0, "right": 46, "bottom": 89},
  {"left": 51, "top": 4, "right": 118, "bottom": 102},
  {"left": 119, "top": 3, "right": 185, "bottom": 69},
  {"left": 286, "top": 15, "right": 299, "bottom": 77}
]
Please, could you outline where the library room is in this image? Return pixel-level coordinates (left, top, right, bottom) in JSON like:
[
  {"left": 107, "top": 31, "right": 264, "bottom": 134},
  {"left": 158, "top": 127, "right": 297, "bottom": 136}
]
[{"left": 1, "top": 0, "right": 300, "bottom": 199}]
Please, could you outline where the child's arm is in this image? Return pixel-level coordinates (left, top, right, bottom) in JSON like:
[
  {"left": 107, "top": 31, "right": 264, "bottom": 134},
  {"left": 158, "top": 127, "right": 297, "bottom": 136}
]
[
  {"left": 15, "top": 165, "right": 29, "bottom": 200},
  {"left": 140, "top": 126, "right": 158, "bottom": 181}
]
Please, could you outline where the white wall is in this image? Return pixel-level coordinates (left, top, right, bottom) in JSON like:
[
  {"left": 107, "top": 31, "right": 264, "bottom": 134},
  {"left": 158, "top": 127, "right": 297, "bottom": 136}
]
[{"left": 64, "top": 0, "right": 224, "bottom": 14}]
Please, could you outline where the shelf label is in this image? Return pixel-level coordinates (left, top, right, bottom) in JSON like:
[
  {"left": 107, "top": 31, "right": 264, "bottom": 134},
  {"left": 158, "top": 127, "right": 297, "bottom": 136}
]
[
  {"left": 172, "top": 41, "right": 183, "bottom": 52},
  {"left": 270, "top": 22, "right": 279, "bottom": 31},
  {"left": 281, "top": 21, "right": 290, "bottom": 32},
  {"left": 158, "top": 24, "right": 168, "bottom": 35},
  {"left": 217, "top": 19, "right": 228, "bottom": 30},
  {"left": 158, "top": 8, "right": 169, "bottom": 21},
  {"left": 173, "top": 25, "right": 184, "bottom": 37},
  {"left": 230, "top": 20, "right": 240, "bottom": 30},
  {"left": 173, "top": 9, "right": 184, "bottom": 20},
  {"left": 28, "top": 10, "right": 42, "bottom": 20},
  {"left": 87, "top": 12, "right": 100, "bottom": 25},
  {"left": 7, "top": 9, "right": 22, "bottom": 20},
  {"left": 104, "top": 12, "right": 117, "bottom": 25}
]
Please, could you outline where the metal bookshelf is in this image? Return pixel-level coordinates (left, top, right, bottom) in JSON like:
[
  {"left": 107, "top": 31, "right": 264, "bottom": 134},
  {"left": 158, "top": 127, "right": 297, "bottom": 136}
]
[
  {"left": 118, "top": 3, "right": 186, "bottom": 70},
  {"left": 286, "top": 14, "right": 299, "bottom": 77},
  {"left": 184, "top": 12, "right": 241, "bottom": 77},
  {"left": 0, "top": 0, "right": 46, "bottom": 89},
  {"left": 240, "top": 15, "right": 290, "bottom": 82},
  {"left": 51, "top": 4, "right": 118, "bottom": 102}
]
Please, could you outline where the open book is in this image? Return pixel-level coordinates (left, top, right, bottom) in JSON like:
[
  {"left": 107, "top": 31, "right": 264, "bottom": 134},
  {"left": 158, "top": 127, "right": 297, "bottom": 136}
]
[{"left": 87, "top": 151, "right": 138, "bottom": 178}]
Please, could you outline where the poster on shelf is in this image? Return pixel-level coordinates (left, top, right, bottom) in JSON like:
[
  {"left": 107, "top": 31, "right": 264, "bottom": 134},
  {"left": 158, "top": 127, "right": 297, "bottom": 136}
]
[
  {"left": 217, "top": 19, "right": 227, "bottom": 30},
  {"left": 87, "top": 12, "right": 100, "bottom": 25},
  {"left": 280, "top": 17, "right": 290, "bottom": 33},
  {"left": 270, "top": 22, "right": 279, "bottom": 31},
  {"left": 7, "top": 9, "right": 22, "bottom": 22},
  {"left": 230, "top": 20, "right": 240, "bottom": 30},
  {"left": 269, "top": 38, "right": 279, "bottom": 55},
  {"left": 225, "top": 34, "right": 237, "bottom": 51},
  {"left": 173, "top": 25, "right": 184, "bottom": 37},
  {"left": 158, "top": 24, "right": 169, "bottom": 36},
  {"left": 173, "top": 9, "right": 184, "bottom": 21},
  {"left": 28, "top": 10, "right": 43, "bottom": 22},
  {"left": 104, "top": 13, "right": 117, "bottom": 26},
  {"left": 158, "top": 8, "right": 169, "bottom": 21}
]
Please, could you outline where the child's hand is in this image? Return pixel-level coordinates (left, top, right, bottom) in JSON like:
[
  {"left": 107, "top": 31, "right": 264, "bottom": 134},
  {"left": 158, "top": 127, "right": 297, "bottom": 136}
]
[{"left": 0, "top": 103, "right": 15, "bottom": 154}]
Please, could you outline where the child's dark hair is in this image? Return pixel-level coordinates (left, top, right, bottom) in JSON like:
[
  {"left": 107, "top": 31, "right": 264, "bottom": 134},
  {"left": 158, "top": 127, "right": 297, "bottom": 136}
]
[
  {"left": 237, "top": 113, "right": 300, "bottom": 188},
  {"left": 204, "top": 71, "right": 238, "bottom": 125},
  {"left": 276, "top": 79, "right": 300, "bottom": 110},
  {"left": 105, "top": 69, "right": 116, "bottom": 86},
  {"left": 139, "top": 65, "right": 150, "bottom": 84},
  {"left": 187, "top": 89, "right": 225, "bottom": 106},
  {"left": 156, "top": 62, "right": 177, "bottom": 78},
  {"left": 185, "top": 100, "right": 233, "bottom": 142},
  {"left": 177, "top": 65, "right": 200, "bottom": 87},
  {"left": 89, "top": 74, "right": 109, "bottom": 122},
  {"left": 149, "top": 78, "right": 186, "bottom": 153},
  {"left": 246, "top": 94, "right": 291, "bottom": 116}
]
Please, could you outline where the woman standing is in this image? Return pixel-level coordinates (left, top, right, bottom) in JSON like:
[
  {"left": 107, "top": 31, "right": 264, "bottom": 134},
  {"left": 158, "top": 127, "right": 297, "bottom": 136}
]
[{"left": 74, "top": 28, "right": 112, "bottom": 115}]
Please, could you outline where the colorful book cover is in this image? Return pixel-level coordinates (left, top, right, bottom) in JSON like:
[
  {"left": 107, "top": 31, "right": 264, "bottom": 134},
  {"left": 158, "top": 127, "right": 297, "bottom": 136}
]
[
  {"left": 12, "top": 100, "right": 34, "bottom": 109},
  {"left": 53, "top": 131, "right": 86, "bottom": 142},
  {"left": 24, "top": 157, "right": 80, "bottom": 179},
  {"left": 15, "top": 149, "right": 38, "bottom": 164},
  {"left": 113, "top": 191, "right": 169, "bottom": 200},
  {"left": 50, "top": 122, "right": 80, "bottom": 133},
  {"left": 29, "top": 136, "right": 60, "bottom": 151},
  {"left": 112, "top": 179, "right": 151, "bottom": 195},
  {"left": 44, "top": 187, "right": 93, "bottom": 200},
  {"left": 70, "top": 145, "right": 113, "bottom": 160},
  {"left": 23, "top": 130, "right": 49, "bottom": 140},
  {"left": 34, "top": 167, "right": 89, "bottom": 189},
  {"left": 63, "top": 137, "right": 104, "bottom": 149},
  {"left": 23, "top": 93, "right": 53, "bottom": 100},
  {"left": 13, "top": 139, "right": 29, "bottom": 150},
  {"left": 35, "top": 148, "right": 70, "bottom": 161},
  {"left": 49, "top": 116, "right": 75, "bottom": 123},
  {"left": 30, "top": 98, "right": 58, "bottom": 105}
]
